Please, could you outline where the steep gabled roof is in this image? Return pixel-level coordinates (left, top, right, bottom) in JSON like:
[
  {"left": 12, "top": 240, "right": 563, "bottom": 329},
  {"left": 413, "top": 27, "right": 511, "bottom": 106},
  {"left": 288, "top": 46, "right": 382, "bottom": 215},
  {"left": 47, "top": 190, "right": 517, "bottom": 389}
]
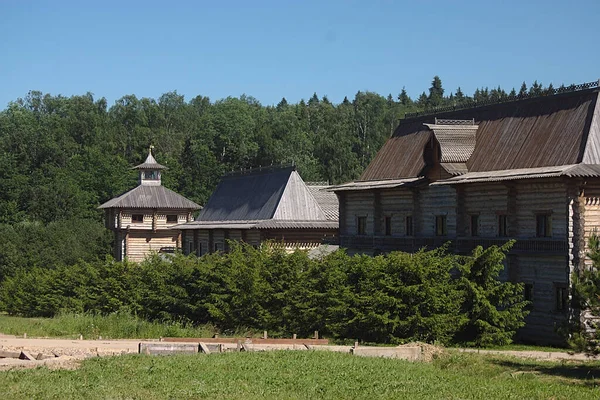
[
  {"left": 307, "top": 184, "right": 339, "bottom": 220},
  {"left": 360, "top": 86, "right": 600, "bottom": 181},
  {"left": 197, "top": 166, "right": 331, "bottom": 222},
  {"left": 98, "top": 185, "right": 201, "bottom": 210}
]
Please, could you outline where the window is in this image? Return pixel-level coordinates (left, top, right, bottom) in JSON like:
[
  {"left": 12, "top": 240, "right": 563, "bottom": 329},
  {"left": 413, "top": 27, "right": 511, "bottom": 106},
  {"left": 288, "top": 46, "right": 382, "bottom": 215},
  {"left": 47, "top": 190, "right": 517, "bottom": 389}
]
[
  {"left": 144, "top": 170, "right": 159, "bottom": 180},
  {"left": 166, "top": 215, "right": 178, "bottom": 223},
  {"left": 555, "top": 284, "right": 568, "bottom": 312},
  {"left": 435, "top": 215, "right": 447, "bottom": 236},
  {"left": 498, "top": 214, "right": 508, "bottom": 237},
  {"left": 187, "top": 241, "right": 195, "bottom": 255},
  {"left": 470, "top": 215, "right": 479, "bottom": 237},
  {"left": 536, "top": 214, "right": 552, "bottom": 237},
  {"left": 384, "top": 216, "right": 392, "bottom": 236},
  {"left": 357, "top": 216, "right": 367, "bottom": 235},
  {"left": 132, "top": 214, "right": 144, "bottom": 223},
  {"left": 196, "top": 243, "right": 203, "bottom": 256},
  {"left": 405, "top": 216, "right": 414, "bottom": 236},
  {"left": 524, "top": 283, "right": 534, "bottom": 302},
  {"left": 214, "top": 242, "right": 223, "bottom": 252}
]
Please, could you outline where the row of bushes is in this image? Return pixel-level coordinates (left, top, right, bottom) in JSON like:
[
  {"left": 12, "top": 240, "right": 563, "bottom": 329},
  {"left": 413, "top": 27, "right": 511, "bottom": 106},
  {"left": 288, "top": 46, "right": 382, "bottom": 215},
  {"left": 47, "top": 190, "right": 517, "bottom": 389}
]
[{"left": 0, "top": 242, "right": 528, "bottom": 346}]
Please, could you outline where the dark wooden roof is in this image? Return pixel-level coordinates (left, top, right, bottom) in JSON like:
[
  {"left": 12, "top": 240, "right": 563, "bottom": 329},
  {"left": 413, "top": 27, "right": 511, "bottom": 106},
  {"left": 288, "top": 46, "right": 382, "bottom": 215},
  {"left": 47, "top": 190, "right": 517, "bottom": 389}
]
[
  {"left": 196, "top": 166, "right": 332, "bottom": 222},
  {"left": 307, "top": 185, "right": 339, "bottom": 220},
  {"left": 361, "top": 87, "right": 600, "bottom": 181},
  {"left": 98, "top": 185, "right": 201, "bottom": 210}
]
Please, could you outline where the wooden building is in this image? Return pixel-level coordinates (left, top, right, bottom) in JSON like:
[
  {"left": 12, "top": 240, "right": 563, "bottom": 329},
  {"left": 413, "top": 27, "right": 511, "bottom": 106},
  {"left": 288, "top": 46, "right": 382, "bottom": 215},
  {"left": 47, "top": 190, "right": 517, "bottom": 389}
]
[
  {"left": 176, "top": 165, "right": 338, "bottom": 254},
  {"left": 99, "top": 149, "right": 201, "bottom": 262},
  {"left": 330, "top": 81, "right": 600, "bottom": 344}
]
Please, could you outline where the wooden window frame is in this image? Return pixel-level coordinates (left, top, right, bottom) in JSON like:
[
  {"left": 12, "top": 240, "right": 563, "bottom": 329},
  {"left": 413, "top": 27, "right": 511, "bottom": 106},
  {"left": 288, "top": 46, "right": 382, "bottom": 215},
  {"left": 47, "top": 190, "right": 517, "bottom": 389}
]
[
  {"left": 132, "top": 214, "right": 144, "bottom": 224},
  {"left": 536, "top": 213, "right": 552, "bottom": 238},
  {"left": 384, "top": 216, "right": 392, "bottom": 236},
  {"left": 214, "top": 242, "right": 224, "bottom": 252},
  {"left": 555, "top": 283, "right": 568, "bottom": 312},
  {"left": 166, "top": 215, "right": 178, "bottom": 223},
  {"left": 470, "top": 214, "right": 479, "bottom": 237},
  {"left": 405, "top": 215, "right": 414, "bottom": 236},
  {"left": 357, "top": 216, "right": 367, "bottom": 236},
  {"left": 498, "top": 214, "right": 508, "bottom": 237},
  {"left": 435, "top": 215, "right": 447, "bottom": 236}
]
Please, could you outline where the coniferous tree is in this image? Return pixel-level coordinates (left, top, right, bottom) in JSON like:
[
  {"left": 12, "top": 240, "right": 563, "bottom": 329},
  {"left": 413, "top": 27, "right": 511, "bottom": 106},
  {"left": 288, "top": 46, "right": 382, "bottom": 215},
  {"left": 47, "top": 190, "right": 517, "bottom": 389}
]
[
  {"left": 398, "top": 87, "right": 412, "bottom": 106},
  {"left": 509, "top": 88, "right": 517, "bottom": 97},
  {"left": 529, "top": 80, "right": 543, "bottom": 96},
  {"left": 427, "top": 76, "right": 445, "bottom": 108},
  {"left": 455, "top": 87, "right": 465, "bottom": 102},
  {"left": 518, "top": 82, "right": 528, "bottom": 96},
  {"left": 416, "top": 92, "right": 428, "bottom": 108}
]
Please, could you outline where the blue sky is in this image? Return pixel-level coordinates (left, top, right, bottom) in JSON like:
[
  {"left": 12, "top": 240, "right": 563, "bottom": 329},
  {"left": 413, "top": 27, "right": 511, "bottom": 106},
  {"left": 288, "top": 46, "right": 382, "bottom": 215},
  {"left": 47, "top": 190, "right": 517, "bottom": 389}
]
[{"left": 1, "top": 0, "right": 599, "bottom": 108}]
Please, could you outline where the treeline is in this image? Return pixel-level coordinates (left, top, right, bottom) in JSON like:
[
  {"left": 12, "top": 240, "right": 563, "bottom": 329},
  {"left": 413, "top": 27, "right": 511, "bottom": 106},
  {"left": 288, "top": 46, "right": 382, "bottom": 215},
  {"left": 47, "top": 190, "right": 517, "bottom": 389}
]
[{"left": 0, "top": 243, "right": 528, "bottom": 346}]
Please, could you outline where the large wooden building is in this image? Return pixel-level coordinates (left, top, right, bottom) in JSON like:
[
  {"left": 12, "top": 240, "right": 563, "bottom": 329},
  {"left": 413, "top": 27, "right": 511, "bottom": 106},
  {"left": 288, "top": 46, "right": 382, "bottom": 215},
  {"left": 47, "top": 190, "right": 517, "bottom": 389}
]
[
  {"left": 176, "top": 165, "right": 338, "bottom": 254},
  {"left": 99, "top": 149, "right": 201, "bottom": 262},
  {"left": 330, "top": 82, "right": 600, "bottom": 344}
]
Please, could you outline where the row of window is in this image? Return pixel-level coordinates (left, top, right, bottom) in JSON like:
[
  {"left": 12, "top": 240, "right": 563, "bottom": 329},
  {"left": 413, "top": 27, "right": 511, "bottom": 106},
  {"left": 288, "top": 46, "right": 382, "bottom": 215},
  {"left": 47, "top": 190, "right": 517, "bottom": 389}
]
[
  {"left": 523, "top": 283, "right": 568, "bottom": 312},
  {"left": 357, "top": 213, "right": 553, "bottom": 238},
  {"left": 130, "top": 214, "right": 179, "bottom": 224},
  {"left": 187, "top": 242, "right": 224, "bottom": 255}
]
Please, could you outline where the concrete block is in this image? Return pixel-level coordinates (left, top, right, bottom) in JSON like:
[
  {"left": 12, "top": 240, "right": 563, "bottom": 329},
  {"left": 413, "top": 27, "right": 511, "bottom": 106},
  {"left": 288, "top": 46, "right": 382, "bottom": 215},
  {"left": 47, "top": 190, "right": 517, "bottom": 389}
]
[
  {"left": 351, "top": 346, "right": 421, "bottom": 360},
  {"left": 198, "top": 342, "right": 211, "bottom": 354},
  {"left": 138, "top": 342, "right": 199, "bottom": 356},
  {"left": 0, "top": 350, "right": 21, "bottom": 359}
]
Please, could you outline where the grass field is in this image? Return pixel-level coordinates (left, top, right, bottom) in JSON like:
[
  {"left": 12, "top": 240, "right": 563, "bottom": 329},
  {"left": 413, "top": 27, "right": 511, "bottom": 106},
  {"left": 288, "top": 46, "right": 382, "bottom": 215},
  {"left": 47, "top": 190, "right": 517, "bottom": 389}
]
[
  {"left": 0, "top": 312, "right": 215, "bottom": 339},
  {"left": 1, "top": 351, "right": 599, "bottom": 399}
]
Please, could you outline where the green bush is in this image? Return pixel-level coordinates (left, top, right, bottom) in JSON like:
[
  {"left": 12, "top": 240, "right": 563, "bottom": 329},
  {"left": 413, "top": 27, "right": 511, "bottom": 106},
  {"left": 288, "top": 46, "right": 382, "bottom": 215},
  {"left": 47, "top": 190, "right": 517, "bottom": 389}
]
[{"left": 0, "top": 242, "right": 527, "bottom": 345}]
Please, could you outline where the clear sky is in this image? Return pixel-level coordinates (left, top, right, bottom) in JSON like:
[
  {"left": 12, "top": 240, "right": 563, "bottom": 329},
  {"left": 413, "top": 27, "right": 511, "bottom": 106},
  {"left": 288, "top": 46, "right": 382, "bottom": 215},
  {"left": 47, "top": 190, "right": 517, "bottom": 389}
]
[{"left": 1, "top": 0, "right": 599, "bottom": 108}]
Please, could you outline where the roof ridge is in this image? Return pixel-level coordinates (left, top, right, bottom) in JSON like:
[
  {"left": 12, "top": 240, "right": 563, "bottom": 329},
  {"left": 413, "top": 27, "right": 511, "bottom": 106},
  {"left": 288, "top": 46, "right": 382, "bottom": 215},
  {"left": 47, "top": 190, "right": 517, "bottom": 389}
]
[{"left": 404, "top": 80, "right": 600, "bottom": 120}]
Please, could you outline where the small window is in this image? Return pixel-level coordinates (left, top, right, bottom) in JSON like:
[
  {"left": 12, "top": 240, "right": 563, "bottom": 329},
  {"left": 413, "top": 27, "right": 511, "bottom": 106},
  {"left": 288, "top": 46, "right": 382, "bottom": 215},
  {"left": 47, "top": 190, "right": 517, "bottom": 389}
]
[
  {"left": 144, "top": 170, "right": 159, "bottom": 180},
  {"left": 498, "top": 214, "right": 508, "bottom": 237},
  {"left": 435, "top": 215, "right": 447, "bottom": 236},
  {"left": 187, "top": 241, "right": 195, "bottom": 255},
  {"left": 166, "top": 215, "right": 178, "bottom": 223},
  {"left": 132, "top": 214, "right": 144, "bottom": 223},
  {"left": 384, "top": 216, "right": 392, "bottom": 236},
  {"left": 555, "top": 284, "right": 568, "bottom": 312},
  {"left": 536, "top": 214, "right": 552, "bottom": 237},
  {"left": 214, "top": 242, "right": 223, "bottom": 252},
  {"left": 524, "top": 283, "right": 534, "bottom": 303},
  {"left": 470, "top": 215, "right": 479, "bottom": 237},
  {"left": 405, "top": 216, "right": 413, "bottom": 236},
  {"left": 357, "top": 216, "right": 367, "bottom": 235}
]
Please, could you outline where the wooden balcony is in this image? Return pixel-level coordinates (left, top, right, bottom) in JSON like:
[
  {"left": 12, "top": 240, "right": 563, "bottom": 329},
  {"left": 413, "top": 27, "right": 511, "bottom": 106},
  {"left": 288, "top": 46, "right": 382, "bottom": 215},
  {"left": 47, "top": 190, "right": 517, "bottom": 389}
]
[{"left": 340, "top": 235, "right": 568, "bottom": 255}]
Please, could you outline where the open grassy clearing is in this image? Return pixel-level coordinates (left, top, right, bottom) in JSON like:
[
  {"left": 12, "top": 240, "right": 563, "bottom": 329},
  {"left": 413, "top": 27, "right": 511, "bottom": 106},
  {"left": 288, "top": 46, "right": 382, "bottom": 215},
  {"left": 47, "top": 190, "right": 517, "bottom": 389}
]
[
  {"left": 1, "top": 351, "right": 599, "bottom": 399},
  {"left": 0, "top": 313, "right": 215, "bottom": 340}
]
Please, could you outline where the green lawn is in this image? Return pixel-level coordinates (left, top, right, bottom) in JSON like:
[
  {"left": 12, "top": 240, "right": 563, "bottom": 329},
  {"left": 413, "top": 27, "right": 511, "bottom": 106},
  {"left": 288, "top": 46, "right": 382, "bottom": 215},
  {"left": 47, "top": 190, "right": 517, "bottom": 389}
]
[
  {"left": 1, "top": 351, "right": 600, "bottom": 399},
  {"left": 0, "top": 312, "right": 215, "bottom": 340}
]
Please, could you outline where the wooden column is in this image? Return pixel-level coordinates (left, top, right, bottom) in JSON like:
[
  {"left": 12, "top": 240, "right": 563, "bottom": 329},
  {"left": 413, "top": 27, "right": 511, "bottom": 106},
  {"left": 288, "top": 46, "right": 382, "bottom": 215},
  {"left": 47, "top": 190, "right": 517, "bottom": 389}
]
[
  {"left": 152, "top": 209, "right": 157, "bottom": 232},
  {"left": 224, "top": 230, "right": 230, "bottom": 252},
  {"left": 241, "top": 229, "right": 247, "bottom": 243},
  {"left": 124, "top": 228, "right": 130, "bottom": 260},
  {"left": 373, "top": 190, "right": 382, "bottom": 236},
  {"left": 568, "top": 180, "right": 585, "bottom": 277},
  {"left": 180, "top": 230, "right": 186, "bottom": 254}
]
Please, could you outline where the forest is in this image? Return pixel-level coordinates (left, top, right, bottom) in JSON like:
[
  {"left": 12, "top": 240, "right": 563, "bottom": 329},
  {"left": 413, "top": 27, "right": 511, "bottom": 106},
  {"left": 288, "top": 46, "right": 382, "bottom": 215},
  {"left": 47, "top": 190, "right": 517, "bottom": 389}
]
[{"left": 0, "top": 76, "right": 556, "bottom": 277}]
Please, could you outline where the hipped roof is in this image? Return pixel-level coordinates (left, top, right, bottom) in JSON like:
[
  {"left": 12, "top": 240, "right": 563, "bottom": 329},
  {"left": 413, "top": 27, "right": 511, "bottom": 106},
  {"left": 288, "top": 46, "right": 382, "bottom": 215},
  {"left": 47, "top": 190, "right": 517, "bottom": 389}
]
[
  {"left": 98, "top": 185, "right": 201, "bottom": 210},
  {"left": 193, "top": 166, "right": 336, "bottom": 224}
]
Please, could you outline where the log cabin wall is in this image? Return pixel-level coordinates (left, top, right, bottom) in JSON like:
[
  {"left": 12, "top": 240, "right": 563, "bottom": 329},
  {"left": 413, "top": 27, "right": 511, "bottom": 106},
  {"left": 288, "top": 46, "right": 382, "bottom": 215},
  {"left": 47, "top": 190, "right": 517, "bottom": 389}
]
[
  {"left": 514, "top": 181, "right": 568, "bottom": 239},
  {"left": 343, "top": 191, "right": 375, "bottom": 236},
  {"left": 125, "top": 230, "right": 179, "bottom": 262},
  {"left": 462, "top": 183, "right": 508, "bottom": 237},
  {"left": 582, "top": 180, "right": 600, "bottom": 267},
  {"left": 419, "top": 185, "right": 457, "bottom": 237},
  {"left": 379, "top": 188, "right": 413, "bottom": 236}
]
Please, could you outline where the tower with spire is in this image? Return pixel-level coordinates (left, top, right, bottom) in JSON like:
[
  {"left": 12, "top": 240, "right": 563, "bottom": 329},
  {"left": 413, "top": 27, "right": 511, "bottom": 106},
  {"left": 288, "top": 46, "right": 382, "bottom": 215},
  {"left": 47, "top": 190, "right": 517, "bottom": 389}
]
[{"left": 99, "top": 147, "right": 202, "bottom": 261}]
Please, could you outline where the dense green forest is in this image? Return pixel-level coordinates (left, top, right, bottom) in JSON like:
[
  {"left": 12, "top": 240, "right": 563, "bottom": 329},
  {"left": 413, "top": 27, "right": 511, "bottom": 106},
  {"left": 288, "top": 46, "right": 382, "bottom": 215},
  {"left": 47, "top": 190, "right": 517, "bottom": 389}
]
[{"left": 0, "top": 76, "right": 555, "bottom": 276}]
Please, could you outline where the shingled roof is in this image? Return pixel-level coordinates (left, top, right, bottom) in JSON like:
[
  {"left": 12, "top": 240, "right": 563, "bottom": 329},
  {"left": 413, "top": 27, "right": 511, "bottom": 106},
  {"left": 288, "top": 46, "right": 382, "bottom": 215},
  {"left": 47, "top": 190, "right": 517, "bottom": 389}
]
[
  {"left": 98, "top": 185, "right": 201, "bottom": 210},
  {"left": 359, "top": 85, "right": 600, "bottom": 181}
]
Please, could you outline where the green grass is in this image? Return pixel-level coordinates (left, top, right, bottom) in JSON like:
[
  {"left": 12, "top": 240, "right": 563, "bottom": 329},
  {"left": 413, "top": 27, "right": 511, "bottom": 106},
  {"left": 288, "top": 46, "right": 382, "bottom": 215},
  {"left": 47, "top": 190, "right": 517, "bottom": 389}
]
[
  {"left": 1, "top": 351, "right": 600, "bottom": 399},
  {"left": 0, "top": 312, "right": 216, "bottom": 340}
]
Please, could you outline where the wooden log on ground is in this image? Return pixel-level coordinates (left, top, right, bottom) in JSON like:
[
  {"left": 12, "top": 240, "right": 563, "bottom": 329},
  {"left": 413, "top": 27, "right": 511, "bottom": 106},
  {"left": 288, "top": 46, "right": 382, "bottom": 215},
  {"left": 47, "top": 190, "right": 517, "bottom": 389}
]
[
  {"left": 138, "top": 342, "right": 199, "bottom": 356},
  {"left": 0, "top": 350, "right": 21, "bottom": 359},
  {"left": 198, "top": 343, "right": 211, "bottom": 354},
  {"left": 19, "top": 351, "right": 35, "bottom": 361},
  {"left": 162, "top": 337, "right": 329, "bottom": 345}
]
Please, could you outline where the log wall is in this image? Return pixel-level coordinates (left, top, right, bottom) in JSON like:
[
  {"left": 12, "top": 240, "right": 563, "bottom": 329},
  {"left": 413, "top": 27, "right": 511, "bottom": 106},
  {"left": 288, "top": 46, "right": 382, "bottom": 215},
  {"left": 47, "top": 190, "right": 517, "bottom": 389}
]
[{"left": 125, "top": 230, "right": 179, "bottom": 262}]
